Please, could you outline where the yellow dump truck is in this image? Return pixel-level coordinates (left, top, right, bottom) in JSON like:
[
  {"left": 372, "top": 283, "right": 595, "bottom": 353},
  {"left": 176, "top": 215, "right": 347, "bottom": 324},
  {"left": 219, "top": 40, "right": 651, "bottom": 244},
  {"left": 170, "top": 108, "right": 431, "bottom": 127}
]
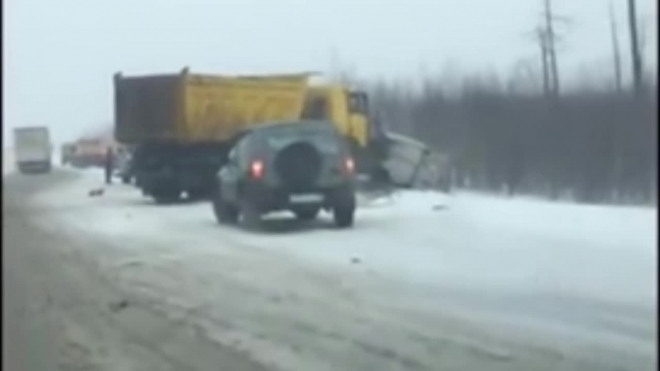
[
  {"left": 115, "top": 70, "right": 319, "bottom": 201},
  {"left": 115, "top": 68, "right": 440, "bottom": 202}
]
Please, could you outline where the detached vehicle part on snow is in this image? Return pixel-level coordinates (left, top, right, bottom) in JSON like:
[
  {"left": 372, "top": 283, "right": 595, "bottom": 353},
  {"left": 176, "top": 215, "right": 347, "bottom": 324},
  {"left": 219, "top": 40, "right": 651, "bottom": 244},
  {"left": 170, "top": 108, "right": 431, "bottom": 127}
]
[{"left": 212, "top": 120, "right": 357, "bottom": 229}]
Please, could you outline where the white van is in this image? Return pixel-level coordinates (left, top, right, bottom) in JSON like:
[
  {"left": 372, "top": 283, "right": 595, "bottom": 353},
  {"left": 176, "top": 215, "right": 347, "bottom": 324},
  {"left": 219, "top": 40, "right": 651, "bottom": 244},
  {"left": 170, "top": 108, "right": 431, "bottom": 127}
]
[{"left": 14, "top": 126, "right": 52, "bottom": 174}]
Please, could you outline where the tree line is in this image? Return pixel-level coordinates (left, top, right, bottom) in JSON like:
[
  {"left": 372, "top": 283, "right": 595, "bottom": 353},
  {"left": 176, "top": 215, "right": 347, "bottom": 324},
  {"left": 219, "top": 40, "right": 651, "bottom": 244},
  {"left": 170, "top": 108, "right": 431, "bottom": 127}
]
[
  {"left": 369, "top": 78, "right": 656, "bottom": 204},
  {"left": 360, "top": 0, "right": 657, "bottom": 205}
]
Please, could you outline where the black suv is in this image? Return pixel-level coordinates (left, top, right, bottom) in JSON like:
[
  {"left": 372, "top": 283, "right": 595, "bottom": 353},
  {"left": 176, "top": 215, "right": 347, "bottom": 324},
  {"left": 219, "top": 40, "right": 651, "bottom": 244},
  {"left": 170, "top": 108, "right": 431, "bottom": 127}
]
[{"left": 212, "top": 120, "right": 357, "bottom": 229}]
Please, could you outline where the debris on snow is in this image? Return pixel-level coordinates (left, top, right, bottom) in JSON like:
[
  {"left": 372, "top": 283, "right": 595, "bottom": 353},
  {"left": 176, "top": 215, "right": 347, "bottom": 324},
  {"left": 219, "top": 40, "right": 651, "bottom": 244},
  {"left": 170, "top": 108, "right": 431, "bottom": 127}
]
[
  {"left": 108, "top": 299, "right": 129, "bottom": 313},
  {"left": 88, "top": 188, "right": 105, "bottom": 197},
  {"left": 116, "top": 260, "right": 143, "bottom": 270}
]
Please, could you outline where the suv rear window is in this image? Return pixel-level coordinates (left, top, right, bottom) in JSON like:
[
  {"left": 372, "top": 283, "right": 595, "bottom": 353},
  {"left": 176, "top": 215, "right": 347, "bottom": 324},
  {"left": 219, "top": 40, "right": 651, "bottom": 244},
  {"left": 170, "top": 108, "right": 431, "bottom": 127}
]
[{"left": 260, "top": 123, "right": 342, "bottom": 154}]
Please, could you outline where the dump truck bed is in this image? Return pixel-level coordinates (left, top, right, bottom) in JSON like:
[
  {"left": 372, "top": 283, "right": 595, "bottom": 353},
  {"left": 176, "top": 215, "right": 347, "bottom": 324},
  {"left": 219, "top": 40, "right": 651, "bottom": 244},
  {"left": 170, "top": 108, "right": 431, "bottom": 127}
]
[{"left": 114, "top": 72, "right": 310, "bottom": 143}]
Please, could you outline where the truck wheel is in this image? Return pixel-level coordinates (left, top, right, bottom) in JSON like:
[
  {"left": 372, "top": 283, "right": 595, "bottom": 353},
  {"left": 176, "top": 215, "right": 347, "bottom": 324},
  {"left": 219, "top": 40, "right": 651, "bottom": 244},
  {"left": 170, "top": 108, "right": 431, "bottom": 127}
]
[
  {"left": 152, "top": 189, "right": 181, "bottom": 204},
  {"left": 188, "top": 189, "right": 209, "bottom": 201},
  {"left": 212, "top": 195, "right": 238, "bottom": 224},
  {"left": 333, "top": 189, "right": 356, "bottom": 228},
  {"left": 334, "top": 207, "right": 355, "bottom": 228},
  {"left": 293, "top": 206, "right": 320, "bottom": 221}
]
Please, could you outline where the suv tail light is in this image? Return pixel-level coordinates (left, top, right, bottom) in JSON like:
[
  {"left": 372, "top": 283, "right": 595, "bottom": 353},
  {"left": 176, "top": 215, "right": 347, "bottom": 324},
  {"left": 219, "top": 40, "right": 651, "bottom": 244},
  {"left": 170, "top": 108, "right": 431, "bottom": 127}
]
[
  {"left": 250, "top": 160, "right": 265, "bottom": 179},
  {"left": 344, "top": 157, "right": 355, "bottom": 174}
]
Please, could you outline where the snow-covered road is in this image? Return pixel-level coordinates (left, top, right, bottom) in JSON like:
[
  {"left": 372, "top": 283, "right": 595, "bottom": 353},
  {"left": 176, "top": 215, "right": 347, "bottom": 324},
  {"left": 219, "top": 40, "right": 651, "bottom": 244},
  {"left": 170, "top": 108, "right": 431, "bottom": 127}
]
[{"left": 9, "top": 167, "right": 658, "bottom": 370}]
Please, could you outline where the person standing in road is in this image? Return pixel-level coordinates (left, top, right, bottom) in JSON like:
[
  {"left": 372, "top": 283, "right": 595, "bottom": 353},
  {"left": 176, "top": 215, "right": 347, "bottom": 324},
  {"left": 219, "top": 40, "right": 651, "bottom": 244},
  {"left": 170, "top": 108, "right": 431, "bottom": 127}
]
[{"left": 105, "top": 146, "right": 114, "bottom": 184}]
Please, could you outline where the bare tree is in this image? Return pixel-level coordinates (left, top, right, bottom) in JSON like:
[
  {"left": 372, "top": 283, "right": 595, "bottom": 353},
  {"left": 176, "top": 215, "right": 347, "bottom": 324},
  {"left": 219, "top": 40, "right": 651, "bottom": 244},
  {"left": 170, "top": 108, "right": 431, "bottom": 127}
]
[
  {"left": 531, "top": 0, "right": 570, "bottom": 100},
  {"left": 627, "top": 0, "right": 644, "bottom": 97},
  {"left": 637, "top": 15, "right": 650, "bottom": 65},
  {"left": 609, "top": 2, "right": 623, "bottom": 93}
]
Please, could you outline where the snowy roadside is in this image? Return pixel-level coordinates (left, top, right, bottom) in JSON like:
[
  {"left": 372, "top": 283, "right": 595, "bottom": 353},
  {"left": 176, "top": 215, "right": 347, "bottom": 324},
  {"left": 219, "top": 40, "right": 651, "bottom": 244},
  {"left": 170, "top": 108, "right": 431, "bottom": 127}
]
[
  {"left": 3, "top": 147, "right": 61, "bottom": 176},
  {"left": 34, "top": 168, "right": 656, "bottom": 303},
  {"left": 29, "top": 168, "right": 658, "bottom": 370}
]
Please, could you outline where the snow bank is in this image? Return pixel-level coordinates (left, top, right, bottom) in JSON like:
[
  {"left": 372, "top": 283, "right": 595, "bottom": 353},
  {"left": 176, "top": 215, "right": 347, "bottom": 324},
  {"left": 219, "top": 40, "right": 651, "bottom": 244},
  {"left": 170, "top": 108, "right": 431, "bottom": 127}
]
[{"left": 450, "top": 191, "right": 655, "bottom": 252}]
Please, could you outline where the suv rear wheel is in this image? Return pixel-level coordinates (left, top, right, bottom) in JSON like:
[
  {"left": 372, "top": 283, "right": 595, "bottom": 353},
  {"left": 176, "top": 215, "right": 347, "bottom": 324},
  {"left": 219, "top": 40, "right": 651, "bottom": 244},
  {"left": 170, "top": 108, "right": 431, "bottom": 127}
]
[
  {"left": 212, "top": 193, "right": 238, "bottom": 224},
  {"left": 333, "top": 189, "right": 356, "bottom": 228}
]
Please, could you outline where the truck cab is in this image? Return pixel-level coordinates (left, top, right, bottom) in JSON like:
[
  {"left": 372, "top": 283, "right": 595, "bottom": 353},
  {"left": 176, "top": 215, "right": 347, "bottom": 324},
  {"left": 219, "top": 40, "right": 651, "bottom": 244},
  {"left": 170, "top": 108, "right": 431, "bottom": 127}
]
[
  {"left": 302, "top": 86, "right": 370, "bottom": 146},
  {"left": 301, "top": 84, "right": 443, "bottom": 188},
  {"left": 301, "top": 86, "right": 382, "bottom": 175}
]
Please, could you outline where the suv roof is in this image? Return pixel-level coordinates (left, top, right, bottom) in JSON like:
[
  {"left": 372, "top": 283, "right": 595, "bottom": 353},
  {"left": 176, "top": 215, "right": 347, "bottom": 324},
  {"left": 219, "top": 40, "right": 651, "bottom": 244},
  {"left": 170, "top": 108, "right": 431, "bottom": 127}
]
[
  {"left": 246, "top": 120, "right": 337, "bottom": 134},
  {"left": 229, "top": 120, "right": 339, "bottom": 147}
]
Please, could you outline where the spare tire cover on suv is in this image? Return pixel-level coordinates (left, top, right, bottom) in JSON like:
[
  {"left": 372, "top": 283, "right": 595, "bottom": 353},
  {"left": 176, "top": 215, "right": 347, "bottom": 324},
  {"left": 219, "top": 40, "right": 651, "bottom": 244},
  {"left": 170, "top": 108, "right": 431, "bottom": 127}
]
[{"left": 274, "top": 141, "right": 322, "bottom": 191}]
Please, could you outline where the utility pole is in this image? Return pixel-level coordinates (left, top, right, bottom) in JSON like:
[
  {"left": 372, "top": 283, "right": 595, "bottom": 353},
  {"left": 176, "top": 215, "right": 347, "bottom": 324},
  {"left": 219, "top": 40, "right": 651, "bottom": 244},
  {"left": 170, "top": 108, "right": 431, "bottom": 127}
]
[
  {"left": 627, "top": 0, "right": 643, "bottom": 97},
  {"left": 526, "top": 0, "right": 569, "bottom": 100},
  {"left": 610, "top": 2, "right": 623, "bottom": 93},
  {"left": 535, "top": 27, "right": 551, "bottom": 99},
  {"left": 544, "top": 0, "right": 560, "bottom": 98}
]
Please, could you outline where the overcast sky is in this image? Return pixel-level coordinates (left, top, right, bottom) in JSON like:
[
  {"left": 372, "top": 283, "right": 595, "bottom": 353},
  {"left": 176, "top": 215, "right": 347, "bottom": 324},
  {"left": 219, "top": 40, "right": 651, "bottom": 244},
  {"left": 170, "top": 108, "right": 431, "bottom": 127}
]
[{"left": 3, "top": 0, "right": 657, "bottom": 145}]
